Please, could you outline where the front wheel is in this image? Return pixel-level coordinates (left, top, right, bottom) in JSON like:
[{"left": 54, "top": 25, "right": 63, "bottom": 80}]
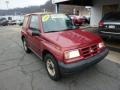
[{"left": 44, "top": 54, "right": 61, "bottom": 81}]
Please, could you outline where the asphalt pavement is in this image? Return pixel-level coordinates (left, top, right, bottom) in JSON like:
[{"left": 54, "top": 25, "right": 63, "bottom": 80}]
[{"left": 0, "top": 25, "right": 119, "bottom": 90}]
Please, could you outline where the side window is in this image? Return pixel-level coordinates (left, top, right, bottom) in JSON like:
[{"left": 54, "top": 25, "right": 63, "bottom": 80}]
[
  {"left": 23, "top": 16, "right": 29, "bottom": 28},
  {"left": 30, "top": 15, "right": 39, "bottom": 31}
]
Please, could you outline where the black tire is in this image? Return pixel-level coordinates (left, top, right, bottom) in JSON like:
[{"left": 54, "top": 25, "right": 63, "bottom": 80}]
[
  {"left": 44, "top": 54, "right": 61, "bottom": 81},
  {"left": 22, "top": 38, "right": 31, "bottom": 53}
]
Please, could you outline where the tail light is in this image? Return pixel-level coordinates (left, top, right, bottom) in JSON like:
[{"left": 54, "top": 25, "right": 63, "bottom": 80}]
[{"left": 99, "top": 20, "right": 104, "bottom": 28}]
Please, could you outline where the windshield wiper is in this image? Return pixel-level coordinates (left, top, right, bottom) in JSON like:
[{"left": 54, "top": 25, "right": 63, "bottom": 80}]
[
  {"left": 45, "top": 28, "right": 77, "bottom": 33},
  {"left": 45, "top": 30, "right": 61, "bottom": 33},
  {"left": 60, "top": 28, "right": 77, "bottom": 31}
]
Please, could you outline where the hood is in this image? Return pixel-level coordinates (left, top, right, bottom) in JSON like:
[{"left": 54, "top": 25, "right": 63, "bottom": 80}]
[{"left": 42, "top": 29, "right": 102, "bottom": 48}]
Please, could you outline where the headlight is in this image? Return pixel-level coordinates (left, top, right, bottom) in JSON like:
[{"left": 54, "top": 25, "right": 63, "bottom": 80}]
[
  {"left": 98, "top": 42, "right": 105, "bottom": 48},
  {"left": 64, "top": 49, "right": 80, "bottom": 59}
]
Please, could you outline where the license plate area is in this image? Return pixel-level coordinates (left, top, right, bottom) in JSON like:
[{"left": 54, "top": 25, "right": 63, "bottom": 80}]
[{"left": 108, "top": 25, "right": 115, "bottom": 29}]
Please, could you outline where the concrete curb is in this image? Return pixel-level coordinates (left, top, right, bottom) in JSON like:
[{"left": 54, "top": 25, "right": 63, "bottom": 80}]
[{"left": 107, "top": 46, "right": 120, "bottom": 53}]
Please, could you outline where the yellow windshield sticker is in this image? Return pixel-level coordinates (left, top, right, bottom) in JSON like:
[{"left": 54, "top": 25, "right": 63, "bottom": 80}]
[{"left": 42, "top": 15, "right": 50, "bottom": 22}]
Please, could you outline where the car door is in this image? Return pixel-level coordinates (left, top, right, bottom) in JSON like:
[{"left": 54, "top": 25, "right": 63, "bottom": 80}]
[{"left": 27, "top": 15, "right": 41, "bottom": 54}]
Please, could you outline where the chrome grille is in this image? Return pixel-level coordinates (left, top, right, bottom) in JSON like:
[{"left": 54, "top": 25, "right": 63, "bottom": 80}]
[{"left": 81, "top": 44, "right": 98, "bottom": 58}]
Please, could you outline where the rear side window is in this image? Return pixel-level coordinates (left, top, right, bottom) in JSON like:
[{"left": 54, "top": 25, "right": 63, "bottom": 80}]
[
  {"left": 23, "top": 16, "right": 29, "bottom": 27},
  {"left": 30, "top": 15, "right": 39, "bottom": 31}
]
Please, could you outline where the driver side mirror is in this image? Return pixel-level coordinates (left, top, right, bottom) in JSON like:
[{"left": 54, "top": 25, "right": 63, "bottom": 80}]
[
  {"left": 19, "top": 22, "right": 23, "bottom": 26},
  {"left": 29, "top": 27, "right": 40, "bottom": 36},
  {"left": 32, "top": 31, "right": 40, "bottom": 36}
]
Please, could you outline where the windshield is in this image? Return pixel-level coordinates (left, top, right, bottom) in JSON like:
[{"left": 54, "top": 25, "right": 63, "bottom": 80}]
[{"left": 42, "top": 14, "right": 77, "bottom": 33}]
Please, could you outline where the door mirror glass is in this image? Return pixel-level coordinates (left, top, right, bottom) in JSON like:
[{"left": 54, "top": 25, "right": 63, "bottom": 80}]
[
  {"left": 19, "top": 22, "right": 23, "bottom": 26},
  {"left": 32, "top": 30, "right": 40, "bottom": 36}
]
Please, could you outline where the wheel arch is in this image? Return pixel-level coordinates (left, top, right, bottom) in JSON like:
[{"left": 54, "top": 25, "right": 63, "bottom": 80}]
[{"left": 42, "top": 49, "right": 57, "bottom": 62}]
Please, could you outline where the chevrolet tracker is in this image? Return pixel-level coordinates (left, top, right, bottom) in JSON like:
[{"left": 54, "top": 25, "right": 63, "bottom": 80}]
[{"left": 21, "top": 12, "right": 109, "bottom": 81}]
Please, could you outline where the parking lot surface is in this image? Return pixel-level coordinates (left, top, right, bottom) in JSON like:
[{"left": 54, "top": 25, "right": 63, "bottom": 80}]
[{"left": 0, "top": 26, "right": 120, "bottom": 90}]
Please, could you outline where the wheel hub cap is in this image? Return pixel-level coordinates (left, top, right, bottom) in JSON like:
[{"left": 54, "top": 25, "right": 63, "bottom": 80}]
[{"left": 46, "top": 59, "right": 55, "bottom": 76}]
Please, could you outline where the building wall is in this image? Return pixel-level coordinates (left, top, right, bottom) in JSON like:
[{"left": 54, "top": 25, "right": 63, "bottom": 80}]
[{"left": 90, "top": 0, "right": 120, "bottom": 27}]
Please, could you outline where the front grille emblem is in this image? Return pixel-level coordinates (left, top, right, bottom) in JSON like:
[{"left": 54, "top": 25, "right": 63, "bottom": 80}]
[{"left": 90, "top": 48, "right": 94, "bottom": 53}]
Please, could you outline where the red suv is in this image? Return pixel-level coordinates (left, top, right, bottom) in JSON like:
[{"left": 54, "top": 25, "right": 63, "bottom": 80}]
[{"left": 21, "top": 12, "right": 109, "bottom": 81}]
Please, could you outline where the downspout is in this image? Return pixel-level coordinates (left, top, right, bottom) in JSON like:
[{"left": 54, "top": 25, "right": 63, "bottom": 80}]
[{"left": 55, "top": 3, "right": 59, "bottom": 13}]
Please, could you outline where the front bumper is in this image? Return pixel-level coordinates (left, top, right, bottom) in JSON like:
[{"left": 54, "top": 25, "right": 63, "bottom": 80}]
[{"left": 58, "top": 48, "right": 109, "bottom": 75}]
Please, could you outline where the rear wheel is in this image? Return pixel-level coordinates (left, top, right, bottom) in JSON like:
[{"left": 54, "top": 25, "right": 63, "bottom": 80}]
[
  {"left": 22, "top": 38, "right": 31, "bottom": 53},
  {"left": 44, "top": 54, "right": 61, "bottom": 81}
]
